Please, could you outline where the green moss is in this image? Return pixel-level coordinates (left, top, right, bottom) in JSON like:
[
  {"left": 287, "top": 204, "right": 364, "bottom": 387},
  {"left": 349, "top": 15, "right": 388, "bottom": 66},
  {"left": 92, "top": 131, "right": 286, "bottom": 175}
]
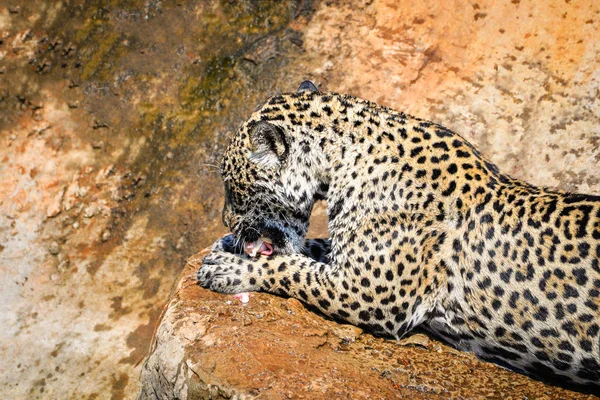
[
  {"left": 177, "top": 1, "right": 296, "bottom": 114},
  {"left": 220, "top": 1, "right": 294, "bottom": 36},
  {"left": 80, "top": 31, "right": 123, "bottom": 81},
  {"left": 48, "top": 0, "right": 302, "bottom": 245},
  {"left": 180, "top": 55, "right": 237, "bottom": 112}
]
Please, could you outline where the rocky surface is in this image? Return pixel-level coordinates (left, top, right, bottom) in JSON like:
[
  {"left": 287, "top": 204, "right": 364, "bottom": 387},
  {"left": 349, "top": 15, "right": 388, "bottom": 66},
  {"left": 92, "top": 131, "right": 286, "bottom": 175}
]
[
  {"left": 140, "top": 249, "right": 597, "bottom": 399},
  {"left": 0, "top": 1, "right": 309, "bottom": 398},
  {"left": 1, "top": 0, "right": 599, "bottom": 398}
]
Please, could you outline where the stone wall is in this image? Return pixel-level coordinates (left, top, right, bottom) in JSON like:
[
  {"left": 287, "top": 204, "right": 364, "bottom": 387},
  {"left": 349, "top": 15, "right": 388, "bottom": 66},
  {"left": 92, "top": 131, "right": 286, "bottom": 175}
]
[{"left": 0, "top": 0, "right": 598, "bottom": 398}]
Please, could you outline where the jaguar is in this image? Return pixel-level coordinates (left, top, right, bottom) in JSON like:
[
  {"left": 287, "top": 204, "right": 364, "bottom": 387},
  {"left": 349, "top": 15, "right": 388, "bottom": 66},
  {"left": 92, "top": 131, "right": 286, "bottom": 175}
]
[{"left": 198, "top": 81, "right": 600, "bottom": 390}]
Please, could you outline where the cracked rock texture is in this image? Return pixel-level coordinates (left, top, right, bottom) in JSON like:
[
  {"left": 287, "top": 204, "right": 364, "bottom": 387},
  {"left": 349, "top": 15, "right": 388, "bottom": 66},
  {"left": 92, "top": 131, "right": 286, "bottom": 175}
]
[{"left": 0, "top": 0, "right": 599, "bottom": 399}]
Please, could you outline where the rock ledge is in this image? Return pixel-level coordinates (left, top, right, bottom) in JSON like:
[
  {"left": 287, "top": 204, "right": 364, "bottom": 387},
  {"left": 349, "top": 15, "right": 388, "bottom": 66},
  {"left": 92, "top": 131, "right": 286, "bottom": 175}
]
[{"left": 139, "top": 250, "right": 596, "bottom": 399}]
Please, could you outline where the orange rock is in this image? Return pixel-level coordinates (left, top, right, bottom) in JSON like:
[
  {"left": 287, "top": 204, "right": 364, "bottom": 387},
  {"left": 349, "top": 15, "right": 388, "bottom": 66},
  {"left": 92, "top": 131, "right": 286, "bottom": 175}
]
[{"left": 139, "top": 250, "right": 596, "bottom": 399}]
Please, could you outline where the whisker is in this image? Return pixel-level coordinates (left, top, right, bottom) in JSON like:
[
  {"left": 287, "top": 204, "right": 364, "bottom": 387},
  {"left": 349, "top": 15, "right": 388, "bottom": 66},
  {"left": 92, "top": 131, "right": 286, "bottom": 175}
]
[{"left": 201, "top": 163, "right": 221, "bottom": 170}]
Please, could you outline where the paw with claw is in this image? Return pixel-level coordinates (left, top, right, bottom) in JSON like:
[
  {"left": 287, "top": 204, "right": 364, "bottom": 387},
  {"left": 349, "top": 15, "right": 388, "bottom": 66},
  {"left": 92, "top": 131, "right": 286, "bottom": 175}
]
[{"left": 197, "top": 250, "right": 258, "bottom": 294}]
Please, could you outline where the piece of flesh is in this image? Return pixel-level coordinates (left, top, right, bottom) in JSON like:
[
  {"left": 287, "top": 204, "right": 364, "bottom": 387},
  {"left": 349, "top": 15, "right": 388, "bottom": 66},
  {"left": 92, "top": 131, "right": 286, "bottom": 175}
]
[{"left": 244, "top": 237, "right": 274, "bottom": 257}]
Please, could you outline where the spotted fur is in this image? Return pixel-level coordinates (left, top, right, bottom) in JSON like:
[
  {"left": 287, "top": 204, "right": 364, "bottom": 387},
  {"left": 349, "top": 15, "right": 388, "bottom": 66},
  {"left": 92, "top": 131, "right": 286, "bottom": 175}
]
[{"left": 198, "top": 82, "right": 600, "bottom": 390}]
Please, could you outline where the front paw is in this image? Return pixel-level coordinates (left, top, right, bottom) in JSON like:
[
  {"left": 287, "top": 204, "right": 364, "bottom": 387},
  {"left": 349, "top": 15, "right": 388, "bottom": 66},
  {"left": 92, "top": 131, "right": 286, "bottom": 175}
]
[{"left": 197, "top": 251, "right": 256, "bottom": 294}]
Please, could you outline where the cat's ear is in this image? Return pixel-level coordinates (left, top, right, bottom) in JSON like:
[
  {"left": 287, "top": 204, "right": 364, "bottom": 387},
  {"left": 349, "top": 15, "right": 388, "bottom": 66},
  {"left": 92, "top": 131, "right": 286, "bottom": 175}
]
[
  {"left": 297, "top": 80, "right": 318, "bottom": 93},
  {"left": 248, "top": 120, "right": 288, "bottom": 168}
]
